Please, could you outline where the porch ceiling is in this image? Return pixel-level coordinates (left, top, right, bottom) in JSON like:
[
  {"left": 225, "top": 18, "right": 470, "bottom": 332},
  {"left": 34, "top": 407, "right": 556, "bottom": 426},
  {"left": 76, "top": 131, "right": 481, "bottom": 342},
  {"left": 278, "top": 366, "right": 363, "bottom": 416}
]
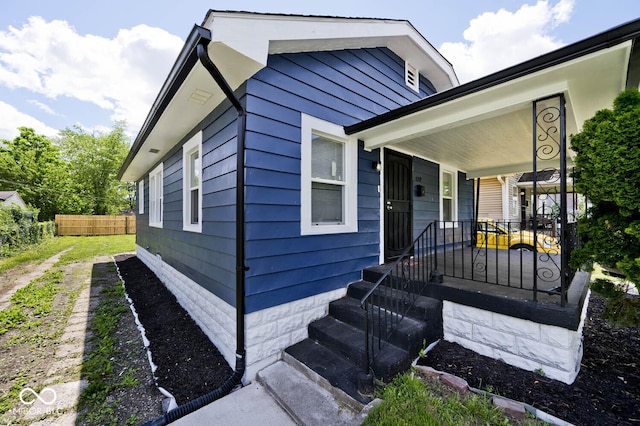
[{"left": 352, "top": 40, "right": 633, "bottom": 179}]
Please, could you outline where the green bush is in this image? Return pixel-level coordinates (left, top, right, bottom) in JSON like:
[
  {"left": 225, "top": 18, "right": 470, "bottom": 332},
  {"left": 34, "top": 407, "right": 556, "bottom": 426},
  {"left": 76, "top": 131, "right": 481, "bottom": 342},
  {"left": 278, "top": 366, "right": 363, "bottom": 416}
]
[{"left": 0, "top": 206, "right": 54, "bottom": 257}]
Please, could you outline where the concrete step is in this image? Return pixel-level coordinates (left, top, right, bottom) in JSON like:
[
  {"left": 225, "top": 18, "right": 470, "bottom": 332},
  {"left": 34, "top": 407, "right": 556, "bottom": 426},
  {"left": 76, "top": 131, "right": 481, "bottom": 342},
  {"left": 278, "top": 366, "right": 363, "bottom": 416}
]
[
  {"left": 348, "top": 280, "right": 444, "bottom": 326},
  {"left": 284, "top": 338, "right": 371, "bottom": 404},
  {"left": 257, "top": 359, "right": 365, "bottom": 426},
  {"left": 307, "top": 316, "right": 412, "bottom": 382},
  {"left": 329, "top": 296, "right": 429, "bottom": 355}
]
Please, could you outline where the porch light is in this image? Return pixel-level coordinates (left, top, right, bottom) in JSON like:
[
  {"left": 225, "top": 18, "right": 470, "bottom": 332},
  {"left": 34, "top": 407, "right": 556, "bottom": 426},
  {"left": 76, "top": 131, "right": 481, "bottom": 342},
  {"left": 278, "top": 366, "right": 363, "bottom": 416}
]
[{"left": 371, "top": 161, "right": 381, "bottom": 172}]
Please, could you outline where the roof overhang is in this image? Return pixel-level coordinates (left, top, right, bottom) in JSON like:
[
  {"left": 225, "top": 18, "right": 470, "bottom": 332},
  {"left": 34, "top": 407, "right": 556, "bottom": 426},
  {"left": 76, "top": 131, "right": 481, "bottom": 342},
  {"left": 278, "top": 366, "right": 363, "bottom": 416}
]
[
  {"left": 346, "top": 19, "right": 640, "bottom": 179},
  {"left": 119, "top": 11, "right": 458, "bottom": 182}
]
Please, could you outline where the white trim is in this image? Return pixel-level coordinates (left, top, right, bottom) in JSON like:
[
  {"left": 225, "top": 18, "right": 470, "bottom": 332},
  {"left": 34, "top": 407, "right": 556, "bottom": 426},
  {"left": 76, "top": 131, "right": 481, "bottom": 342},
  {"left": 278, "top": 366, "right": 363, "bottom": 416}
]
[
  {"left": 149, "top": 163, "right": 163, "bottom": 228},
  {"left": 138, "top": 180, "right": 145, "bottom": 215},
  {"left": 440, "top": 167, "right": 457, "bottom": 222},
  {"left": 301, "top": 114, "right": 358, "bottom": 235},
  {"left": 182, "top": 132, "right": 203, "bottom": 233}
]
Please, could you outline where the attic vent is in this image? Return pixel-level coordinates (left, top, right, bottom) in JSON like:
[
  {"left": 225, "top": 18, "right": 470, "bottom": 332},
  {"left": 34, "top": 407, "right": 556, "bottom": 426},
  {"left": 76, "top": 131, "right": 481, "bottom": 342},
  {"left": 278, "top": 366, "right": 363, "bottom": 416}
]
[
  {"left": 405, "top": 62, "right": 419, "bottom": 92},
  {"left": 149, "top": 148, "right": 160, "bottom": 154},
  {"left": 188, "top": 89, "right": 213, "bottom": 105}
]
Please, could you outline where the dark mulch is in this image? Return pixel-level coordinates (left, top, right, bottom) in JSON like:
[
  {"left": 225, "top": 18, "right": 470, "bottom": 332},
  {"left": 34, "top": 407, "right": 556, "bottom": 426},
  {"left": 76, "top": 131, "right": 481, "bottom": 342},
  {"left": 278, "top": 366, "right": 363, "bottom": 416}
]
[
  {"left": 418, "top": 294, "right": 640, "bottom": 426},
  {"left": 115, "top": 254, "right": 233, "bottom": 405}
]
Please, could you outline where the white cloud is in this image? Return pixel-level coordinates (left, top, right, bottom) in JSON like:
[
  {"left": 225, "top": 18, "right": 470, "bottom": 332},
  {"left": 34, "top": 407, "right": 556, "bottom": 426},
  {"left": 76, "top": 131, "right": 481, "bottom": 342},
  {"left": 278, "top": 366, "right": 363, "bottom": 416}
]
[
  {"left": 0, "top": 101, "right": 59, "bottom": 140},
  {"left": 28, "top": 99, "right": 59, "bottom": 116},
  {"left": 0, "top": 17, "right": 183, "bottom": 133},
  {"left": 440, "top": 0, "right": 575, "bottom": 83}
]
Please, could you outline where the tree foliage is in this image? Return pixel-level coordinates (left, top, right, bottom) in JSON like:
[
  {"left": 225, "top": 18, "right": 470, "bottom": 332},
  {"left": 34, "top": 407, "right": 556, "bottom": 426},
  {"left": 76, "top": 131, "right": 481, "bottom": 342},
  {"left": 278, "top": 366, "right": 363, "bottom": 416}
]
[
  {"left": 0, "top": 123, "right": 132, "bottom": 220},
  {"left": 0, "top": 127, "right": 66, "bottom": 220},
  {"left": 570, "top": 89, "right": 640, "bottom": 284},
  {"left": 56, "top": 122, "right": 132, "bottom": 215}
]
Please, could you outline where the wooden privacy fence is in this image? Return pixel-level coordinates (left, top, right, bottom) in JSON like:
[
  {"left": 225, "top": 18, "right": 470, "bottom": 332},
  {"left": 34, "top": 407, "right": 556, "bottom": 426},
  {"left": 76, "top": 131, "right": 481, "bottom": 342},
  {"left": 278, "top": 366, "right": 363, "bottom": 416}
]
[{"left": 55, "top": 215, "right": 136, "bottom": 236}]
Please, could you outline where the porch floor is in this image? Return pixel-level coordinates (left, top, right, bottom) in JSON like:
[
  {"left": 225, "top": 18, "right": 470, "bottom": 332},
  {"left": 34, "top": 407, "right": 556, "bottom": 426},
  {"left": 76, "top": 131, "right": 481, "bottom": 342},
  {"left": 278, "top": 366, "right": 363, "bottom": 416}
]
[{"left": 364, "top": 247, "right": 590, "bottom": 330}]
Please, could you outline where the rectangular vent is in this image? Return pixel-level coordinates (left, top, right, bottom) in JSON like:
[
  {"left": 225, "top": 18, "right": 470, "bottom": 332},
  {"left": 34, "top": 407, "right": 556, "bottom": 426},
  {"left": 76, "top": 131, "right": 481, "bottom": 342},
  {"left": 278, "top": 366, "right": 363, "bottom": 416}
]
[
  {"left": 149, "top": 148, "right": 160, "bottom": 154},
  {"left": 405, "top": 62, "right": 419, "bottom": 92}
]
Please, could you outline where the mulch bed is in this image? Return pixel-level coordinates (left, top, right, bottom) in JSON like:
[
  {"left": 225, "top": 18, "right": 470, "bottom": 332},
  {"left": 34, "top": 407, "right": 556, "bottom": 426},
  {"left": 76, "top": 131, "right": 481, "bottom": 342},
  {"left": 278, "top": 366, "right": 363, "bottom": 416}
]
[
  {"left": 115, "top": 252, "right": 639, "bottom": 424},
  {"left": 418, "top": 294, "right": 640, "bottom": 425},
  {"left": 115, "top": 254, "right": 233, "bottom": 405}
]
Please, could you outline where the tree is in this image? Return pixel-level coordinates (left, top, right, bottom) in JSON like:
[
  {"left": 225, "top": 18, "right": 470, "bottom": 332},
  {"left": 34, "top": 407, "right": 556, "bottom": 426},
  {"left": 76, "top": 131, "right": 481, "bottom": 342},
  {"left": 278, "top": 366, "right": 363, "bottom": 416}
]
[
  {"left": 56, "top": 122, "right": 132, "bottom": 215},
  {"left": 0, "top": 127, "right": 65, "bottom": 220},
  {"left": 570, "top": 89, "right": 640, "bottom": 285}
]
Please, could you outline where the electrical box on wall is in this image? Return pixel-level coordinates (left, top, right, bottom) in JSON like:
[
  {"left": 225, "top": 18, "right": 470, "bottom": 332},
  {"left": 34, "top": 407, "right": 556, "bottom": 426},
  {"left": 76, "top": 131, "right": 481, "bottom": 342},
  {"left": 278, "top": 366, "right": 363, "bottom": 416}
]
[{"left": 416, "top": 184, "right": 425, "bottom": 197}]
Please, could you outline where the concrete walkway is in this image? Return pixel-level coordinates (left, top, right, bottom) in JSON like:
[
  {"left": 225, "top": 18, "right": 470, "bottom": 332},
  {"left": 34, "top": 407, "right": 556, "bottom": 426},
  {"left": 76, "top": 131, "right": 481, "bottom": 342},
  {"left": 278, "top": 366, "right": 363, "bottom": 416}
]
[
  {"left": 27, "top": 279, "right": 102, "bottom": 425},
  {"left": 173, "top": 358, "right": 375, "bottom": 426},
  {"left": 0, "top": 247, "right": 73, "bottom": 310}
]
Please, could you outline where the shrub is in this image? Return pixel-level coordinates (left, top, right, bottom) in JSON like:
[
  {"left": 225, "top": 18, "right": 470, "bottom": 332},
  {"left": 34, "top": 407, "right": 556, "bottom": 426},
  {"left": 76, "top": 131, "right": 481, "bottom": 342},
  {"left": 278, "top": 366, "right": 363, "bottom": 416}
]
[{"left": 0, "top": 206, "right": 54, "bottom": 257}]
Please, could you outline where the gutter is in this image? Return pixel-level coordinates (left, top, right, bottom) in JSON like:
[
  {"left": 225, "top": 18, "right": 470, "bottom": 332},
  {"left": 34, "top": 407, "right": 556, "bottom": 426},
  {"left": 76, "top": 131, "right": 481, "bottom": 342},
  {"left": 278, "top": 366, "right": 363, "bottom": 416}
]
[
  {"left": 117, "top": 25, "right": 211, "bottom": 180},
  {"left": 144, "top": 27, "right": 247, "bottom": 426},
  {"left": 345, "top": 17, "right": 640, "bottom": 135}
]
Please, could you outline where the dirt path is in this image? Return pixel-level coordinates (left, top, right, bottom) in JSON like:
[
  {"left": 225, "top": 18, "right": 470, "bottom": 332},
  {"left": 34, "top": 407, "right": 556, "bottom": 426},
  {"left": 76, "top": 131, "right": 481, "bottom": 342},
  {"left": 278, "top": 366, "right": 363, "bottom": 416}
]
[
  {"left": 0, "top": 250, "right": 162, "bottom": 425},
  {"left": 0, "top": 247, "right": 74, "bottom": 311}
]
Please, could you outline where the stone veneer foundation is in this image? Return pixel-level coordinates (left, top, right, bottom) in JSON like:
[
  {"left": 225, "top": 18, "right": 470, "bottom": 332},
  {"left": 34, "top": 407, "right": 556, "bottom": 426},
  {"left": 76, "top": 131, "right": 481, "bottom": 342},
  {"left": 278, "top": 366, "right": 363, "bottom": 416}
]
[
  {"left": 136, "top": 245, "right": 346, "bottom": 380},
  {"left": 442, "top": 291, "right": 591, "bottom": 384}
]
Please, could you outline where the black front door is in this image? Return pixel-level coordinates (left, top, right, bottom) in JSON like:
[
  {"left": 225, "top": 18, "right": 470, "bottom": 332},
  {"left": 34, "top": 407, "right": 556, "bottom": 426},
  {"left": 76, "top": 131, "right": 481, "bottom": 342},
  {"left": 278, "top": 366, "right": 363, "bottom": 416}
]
[{"left": 384, "top": 150, "right": 413, "bottom": 260}]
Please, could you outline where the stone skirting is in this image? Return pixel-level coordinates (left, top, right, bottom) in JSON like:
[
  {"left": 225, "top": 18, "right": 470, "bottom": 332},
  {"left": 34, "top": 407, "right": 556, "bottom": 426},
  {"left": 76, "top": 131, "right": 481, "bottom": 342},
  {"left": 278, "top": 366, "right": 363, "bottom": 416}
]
[
  {"left": 442, "top": 291, "right": 591, "bottom": 384},
  {"left": 136, "top": 246, "right": 346, "bottom": 380}
]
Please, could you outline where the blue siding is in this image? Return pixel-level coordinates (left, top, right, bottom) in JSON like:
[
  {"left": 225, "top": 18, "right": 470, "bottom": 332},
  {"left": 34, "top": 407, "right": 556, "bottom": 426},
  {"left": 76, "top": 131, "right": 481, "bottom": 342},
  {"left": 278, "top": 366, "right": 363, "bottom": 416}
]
[
  {"left": 458, "top": 171, "right": 474, "bottom": 221},
  {"left": 137, "top": 47, "right": 441, "bottom": 313},
  {"left": 136, "top": 90, "right": 245, "bottom": 308},
  {"left": 412, "top": 156, "right": 440, "bottom": 237},
  {"left": 243, "top": 47, "right": 423, "bottom": 312}
]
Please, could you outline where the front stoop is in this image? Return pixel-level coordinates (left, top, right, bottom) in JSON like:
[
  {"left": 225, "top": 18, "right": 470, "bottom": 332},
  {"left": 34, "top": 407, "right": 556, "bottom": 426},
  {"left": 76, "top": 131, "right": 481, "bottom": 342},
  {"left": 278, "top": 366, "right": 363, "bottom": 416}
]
[
  {"left": 257, "top": 360, "right": 368, "bottom": 426},
  {"left": 284, "top": 278, "right": 443, "bottom": 402}
]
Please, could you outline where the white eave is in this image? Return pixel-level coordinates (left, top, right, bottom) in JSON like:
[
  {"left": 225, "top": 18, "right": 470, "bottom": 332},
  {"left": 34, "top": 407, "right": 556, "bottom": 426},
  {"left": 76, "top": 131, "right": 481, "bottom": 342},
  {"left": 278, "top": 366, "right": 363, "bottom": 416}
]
[
  {"left": 119, "top": 11, "right": 458, "bottom": 182},
  {"left": 346, "top": 19, "right": 640, "bottom": 179}
]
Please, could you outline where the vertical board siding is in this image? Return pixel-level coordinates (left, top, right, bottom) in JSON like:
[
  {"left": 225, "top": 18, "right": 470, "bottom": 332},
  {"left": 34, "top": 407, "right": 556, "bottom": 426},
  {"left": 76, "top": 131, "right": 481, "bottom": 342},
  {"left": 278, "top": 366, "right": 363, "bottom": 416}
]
[
  {"left": 243, "top": 47, "right": 421, "bottom": 312},
  {"left": 136, "top": 95, "right": 243, "bottom": 307}
]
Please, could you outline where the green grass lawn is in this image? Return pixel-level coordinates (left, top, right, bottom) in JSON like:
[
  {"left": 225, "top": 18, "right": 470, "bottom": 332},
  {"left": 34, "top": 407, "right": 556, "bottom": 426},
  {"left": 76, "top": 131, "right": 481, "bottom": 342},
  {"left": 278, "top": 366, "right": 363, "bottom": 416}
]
[
  {"left": 363, "top": 372, "right": 543, "bottom": 426},
  {"left": 0, "top": 235, "right": 135, "bottom": 273}
]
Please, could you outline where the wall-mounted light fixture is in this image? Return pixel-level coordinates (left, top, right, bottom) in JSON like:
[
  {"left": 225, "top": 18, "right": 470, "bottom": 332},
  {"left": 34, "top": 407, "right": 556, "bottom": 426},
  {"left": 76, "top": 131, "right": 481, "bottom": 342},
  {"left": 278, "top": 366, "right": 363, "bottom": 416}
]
[{"left": 371, "top": 161, "right": 381, "bottom": 172}]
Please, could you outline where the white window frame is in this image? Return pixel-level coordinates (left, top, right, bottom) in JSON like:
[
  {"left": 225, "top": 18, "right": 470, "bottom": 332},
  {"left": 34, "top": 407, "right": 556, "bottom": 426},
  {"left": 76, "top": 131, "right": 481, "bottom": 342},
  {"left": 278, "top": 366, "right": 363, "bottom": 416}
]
[
  {"left": 440, "top": 167, "right": 457, "bottom": 224},
  {"left": 149, "top": 163, "right": 163, "bottom": 228},
  {"left": 182, "top": 132, "right": 203, "bottom": 233},
  {"left": 138, "top": 180, "right": 144, "bottom": 214},
  {"left": 301, "top": 114, "right": 358, "bottom": 235}
]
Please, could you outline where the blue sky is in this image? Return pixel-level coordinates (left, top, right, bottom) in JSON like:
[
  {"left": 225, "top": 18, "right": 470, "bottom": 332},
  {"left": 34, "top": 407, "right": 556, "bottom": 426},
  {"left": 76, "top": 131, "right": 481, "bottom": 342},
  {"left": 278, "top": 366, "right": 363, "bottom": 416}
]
[{"left": 0, "top": 0, "right": 638, "bottom": 140}]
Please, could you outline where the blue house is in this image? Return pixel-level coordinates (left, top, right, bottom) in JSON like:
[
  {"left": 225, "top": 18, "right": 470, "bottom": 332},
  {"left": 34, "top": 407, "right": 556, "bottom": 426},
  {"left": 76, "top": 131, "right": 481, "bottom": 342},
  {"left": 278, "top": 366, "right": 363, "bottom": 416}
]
[{"left": 119, "top": 10, "right": 640, "bottom": 398}]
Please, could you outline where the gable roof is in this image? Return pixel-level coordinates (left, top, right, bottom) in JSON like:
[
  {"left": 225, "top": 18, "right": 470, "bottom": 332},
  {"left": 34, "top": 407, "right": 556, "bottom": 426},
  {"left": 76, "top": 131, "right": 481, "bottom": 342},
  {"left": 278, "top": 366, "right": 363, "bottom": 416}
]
[
  {"left": 0, "top": 191, "right": 27, "bottom": 208},
  {"left": 118, "top": 11, "right": 457, "bottom": 182},
  {"left": 345, "top": 18, "right": 640, "bottom": 178}
]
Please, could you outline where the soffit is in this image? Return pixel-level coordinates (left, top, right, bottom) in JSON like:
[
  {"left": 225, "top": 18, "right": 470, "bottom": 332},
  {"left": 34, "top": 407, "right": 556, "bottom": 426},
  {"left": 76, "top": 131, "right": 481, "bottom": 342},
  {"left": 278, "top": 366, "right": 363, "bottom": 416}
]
[{"left": 353, "top": 41, "right": 632, "bottom": 178}]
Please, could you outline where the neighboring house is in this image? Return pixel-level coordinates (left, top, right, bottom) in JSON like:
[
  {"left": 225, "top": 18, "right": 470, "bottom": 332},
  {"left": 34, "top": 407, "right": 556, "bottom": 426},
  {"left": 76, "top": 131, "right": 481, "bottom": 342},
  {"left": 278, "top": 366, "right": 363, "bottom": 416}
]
[
  {"left": 476, "top": 175, "right": 520, "bottom": 222},
  {"left": 118, "top": 10, "right": 640, "bottom": 396},
  {"left": 0, "top": 191, "right": 27, "bottom": 210}
]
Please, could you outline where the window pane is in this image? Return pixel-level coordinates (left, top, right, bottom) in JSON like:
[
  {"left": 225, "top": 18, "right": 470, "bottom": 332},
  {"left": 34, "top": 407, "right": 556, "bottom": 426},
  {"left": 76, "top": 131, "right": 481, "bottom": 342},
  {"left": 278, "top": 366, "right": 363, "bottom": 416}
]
[
  {"left": 442, "top": 172, "right": 452, "bottom": 197},
  {"left": 312, "top": 135, "right": 344, "bottom": 181},
  {"left": 443, "top": 199, "right": 452, "bottom": 222},
  {"left": 312, "top": 182, "right": 343, "bottom": 224},
  {"left": 190, "top": 188, "right": 199, "bottom": 224},
  {"left": 190, "top": 151, "right": 200, "bottom": 188}
]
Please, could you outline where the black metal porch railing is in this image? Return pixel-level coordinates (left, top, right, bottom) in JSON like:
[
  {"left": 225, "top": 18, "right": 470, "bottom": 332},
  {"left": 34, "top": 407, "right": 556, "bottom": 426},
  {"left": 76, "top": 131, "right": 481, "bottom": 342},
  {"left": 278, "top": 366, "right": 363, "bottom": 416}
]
[
  {"left": 359, "top": 221, "right": 437, "bottom": 383},
  {"left": 436, "top": 220, "right": 577, "bottom": 305}
]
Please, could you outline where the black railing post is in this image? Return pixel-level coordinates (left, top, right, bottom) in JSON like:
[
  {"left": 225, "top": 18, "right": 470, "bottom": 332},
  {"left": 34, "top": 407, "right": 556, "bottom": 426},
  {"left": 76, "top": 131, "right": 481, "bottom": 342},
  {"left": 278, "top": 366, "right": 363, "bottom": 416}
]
[{"left": 559, "top": 93, "right": 568, "bottom": 307}]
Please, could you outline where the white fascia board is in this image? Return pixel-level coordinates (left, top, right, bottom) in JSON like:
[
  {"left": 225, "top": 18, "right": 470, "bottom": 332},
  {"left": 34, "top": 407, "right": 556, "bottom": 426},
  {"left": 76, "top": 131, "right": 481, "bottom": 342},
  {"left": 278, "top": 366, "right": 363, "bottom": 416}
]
[{"left": 203, "top": 11, "right": 457, "bottom": 90}]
